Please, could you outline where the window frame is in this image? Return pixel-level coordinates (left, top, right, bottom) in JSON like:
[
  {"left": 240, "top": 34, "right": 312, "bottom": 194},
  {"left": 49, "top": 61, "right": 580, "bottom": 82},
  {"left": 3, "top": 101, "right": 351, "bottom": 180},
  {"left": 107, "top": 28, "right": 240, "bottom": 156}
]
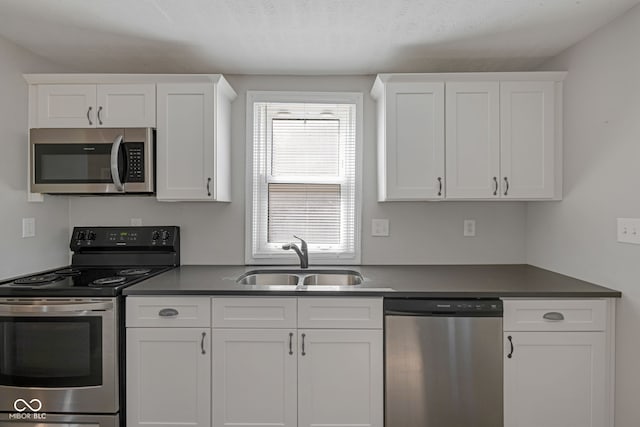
[{"left": 245, "top": 91, "right": 363, "bottom": 265}]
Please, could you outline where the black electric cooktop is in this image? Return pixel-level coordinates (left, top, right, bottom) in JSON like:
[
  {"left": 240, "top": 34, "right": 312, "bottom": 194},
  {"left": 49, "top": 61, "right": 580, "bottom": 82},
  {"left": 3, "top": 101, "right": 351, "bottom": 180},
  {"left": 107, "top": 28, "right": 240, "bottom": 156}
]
[{"left": 0, "top": 226, "right": 180, "bottom": 297}]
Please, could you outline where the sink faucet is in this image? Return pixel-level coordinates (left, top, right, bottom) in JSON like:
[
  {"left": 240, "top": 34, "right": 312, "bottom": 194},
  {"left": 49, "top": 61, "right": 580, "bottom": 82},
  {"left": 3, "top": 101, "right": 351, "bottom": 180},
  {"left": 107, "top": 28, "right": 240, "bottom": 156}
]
[{"left": 282, "top": 235, "right": 309, "bottom": 269}]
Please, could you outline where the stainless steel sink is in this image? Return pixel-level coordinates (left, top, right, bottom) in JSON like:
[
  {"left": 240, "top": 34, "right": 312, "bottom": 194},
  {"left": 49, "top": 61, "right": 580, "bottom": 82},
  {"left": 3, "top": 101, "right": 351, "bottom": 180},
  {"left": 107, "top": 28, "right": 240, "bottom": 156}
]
[
  {"left": 301, "top": 271, "right": 363, "bottom": 286},
  {"left": 236, "top": 269, "right": 363, "bottom": 288},
  {"left": 236, "top": 272, "right": 299, "bottom": 286}
]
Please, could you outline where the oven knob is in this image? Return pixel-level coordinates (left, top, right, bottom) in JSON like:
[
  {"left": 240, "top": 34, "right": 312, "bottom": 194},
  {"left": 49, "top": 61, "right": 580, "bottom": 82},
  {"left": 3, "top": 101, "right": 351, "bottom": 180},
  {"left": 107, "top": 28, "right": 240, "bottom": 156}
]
[
  {"left": 77, "top": 231, "right": 86, "bottom": 240},
  {"left": 152, "top": 231, "right": 160, "bottom": 240},
  {"left": 161, "top": 231, "right": 170, "bottom": 241},
  {"left": 88, "top": 231, "right": 96, "bottom": 240}
]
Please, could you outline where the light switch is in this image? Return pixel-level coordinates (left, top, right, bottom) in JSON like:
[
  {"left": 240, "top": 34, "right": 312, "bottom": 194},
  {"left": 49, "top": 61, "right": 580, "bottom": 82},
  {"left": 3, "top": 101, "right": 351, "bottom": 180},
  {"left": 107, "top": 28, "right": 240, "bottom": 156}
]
[
  {"left": 617, "top": 218, "right": 640, "bottom": 244},
  {"left": 130, "top": 218, "right": 143, "bottom": 226},
  {"left": 372, "top": 219, "right": 390, "bottom": 237}
]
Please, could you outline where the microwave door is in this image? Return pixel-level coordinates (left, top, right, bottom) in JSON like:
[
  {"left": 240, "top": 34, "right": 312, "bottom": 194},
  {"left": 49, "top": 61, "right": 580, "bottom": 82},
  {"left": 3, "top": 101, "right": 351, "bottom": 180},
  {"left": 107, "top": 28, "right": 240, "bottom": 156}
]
[{"left": 110, "top": 134, "right": 125, "bottom": 192}]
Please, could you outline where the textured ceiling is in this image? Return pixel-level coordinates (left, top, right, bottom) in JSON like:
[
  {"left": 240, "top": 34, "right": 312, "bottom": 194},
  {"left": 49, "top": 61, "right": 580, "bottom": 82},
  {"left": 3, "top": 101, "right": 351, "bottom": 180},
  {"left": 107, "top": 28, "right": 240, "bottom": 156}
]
[{"left": 0, "top": 0, "right": 638, "bottom": 74}]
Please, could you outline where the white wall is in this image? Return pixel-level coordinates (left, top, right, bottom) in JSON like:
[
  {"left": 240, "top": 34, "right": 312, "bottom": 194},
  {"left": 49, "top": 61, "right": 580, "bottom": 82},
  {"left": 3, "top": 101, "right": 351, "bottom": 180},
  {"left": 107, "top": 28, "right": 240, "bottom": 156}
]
[
  {"left": 68, "top": 75, "right": 527, "bottom": 265},
  {"left": 0, "top": 36, "right": 69, "bottom": 280},
  {"left": 529, "top": 5, "right": 640, "bottom": 426}
]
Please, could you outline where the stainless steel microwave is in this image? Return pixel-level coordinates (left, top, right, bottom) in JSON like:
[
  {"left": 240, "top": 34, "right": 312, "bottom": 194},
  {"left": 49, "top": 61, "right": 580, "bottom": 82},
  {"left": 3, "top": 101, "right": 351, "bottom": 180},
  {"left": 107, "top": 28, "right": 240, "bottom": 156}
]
[{"left": 30, "top": 128, "right": 154, "bottom": 194}]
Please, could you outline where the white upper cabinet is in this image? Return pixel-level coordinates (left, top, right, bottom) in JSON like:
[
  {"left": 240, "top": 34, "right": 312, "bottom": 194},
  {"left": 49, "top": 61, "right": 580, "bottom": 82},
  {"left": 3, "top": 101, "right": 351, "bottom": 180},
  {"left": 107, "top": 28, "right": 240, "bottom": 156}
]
[
  {"left": 500, "top": 81, "right": 556, "bottom": 199},
  {"left": 96, "top": 84, "right": 156, "bottom": 127},
  {"left": 372, "top": 79, "right": 445, "bottom": 200},
  {"left": 35, "top": 83, "right": 155, "bottom": 128},
  {"left": 445, "top": 81, "right": 500, "bottom": 199},
  {"left": 156, "top": 77, "right": 236, "bottom": 202},
  {"left": 372, "top": 73, "right": 565, "bottom": 201}
]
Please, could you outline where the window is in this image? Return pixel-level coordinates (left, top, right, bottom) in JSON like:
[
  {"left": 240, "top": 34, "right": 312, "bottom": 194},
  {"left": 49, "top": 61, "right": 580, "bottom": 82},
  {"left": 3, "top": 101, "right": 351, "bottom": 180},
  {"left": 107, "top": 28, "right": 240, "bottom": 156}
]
[{"left": 246, "top": 91, "right": 362, "bottom": 264}]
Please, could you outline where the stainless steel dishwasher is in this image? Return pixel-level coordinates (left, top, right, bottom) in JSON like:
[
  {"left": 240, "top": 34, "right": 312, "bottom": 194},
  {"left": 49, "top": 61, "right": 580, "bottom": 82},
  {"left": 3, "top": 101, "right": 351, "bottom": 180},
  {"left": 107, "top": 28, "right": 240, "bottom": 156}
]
[{"left": 384, "top": 299, "right": 503, "bottom": 427}]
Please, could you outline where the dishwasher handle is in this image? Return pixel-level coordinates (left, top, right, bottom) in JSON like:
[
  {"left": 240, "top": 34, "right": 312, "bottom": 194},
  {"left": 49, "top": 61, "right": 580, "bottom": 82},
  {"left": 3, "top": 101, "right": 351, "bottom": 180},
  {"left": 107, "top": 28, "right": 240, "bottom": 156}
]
[{"left": 385, "top": 309, "right": 456, "bottom": 316}]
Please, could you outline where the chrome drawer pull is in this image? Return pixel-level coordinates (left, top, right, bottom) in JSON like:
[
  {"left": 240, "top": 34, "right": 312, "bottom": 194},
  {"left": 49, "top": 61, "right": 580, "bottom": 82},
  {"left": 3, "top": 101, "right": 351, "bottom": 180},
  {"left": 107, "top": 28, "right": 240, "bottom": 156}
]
[
  {"left": 542, "top": 311, "right": 565, "bottom": 321},
  {"left": 159, "top": 308, "right": 179, "bottom": 317}
]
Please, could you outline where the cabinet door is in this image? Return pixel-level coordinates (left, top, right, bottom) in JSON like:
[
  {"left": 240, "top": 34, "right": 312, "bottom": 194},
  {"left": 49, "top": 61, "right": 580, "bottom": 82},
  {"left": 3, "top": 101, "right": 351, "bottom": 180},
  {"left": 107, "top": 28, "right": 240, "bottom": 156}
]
[
  {"left": 156, "top": 83, "right": 215, "bottom": 201},
  {"left": 383, "top": 82, "right": 445, "bottom": 200},
  {"left": 212, "top": 329, "right": 297, "bottom": 427},
  {"left": 445, "top": 81, "right": 500, "bottom": 199},
  {"left": 96, "top": 84, "right": 156, "bottom": 127},
  {"left": 126, "top": 328, "right": 210, "bottom": 427},
  {"left": 298, "top": 329, "right": 383, "bottom": 427},
  {"left": 500, "top": 81, "right": 555, "bottom": 198},
  {"left": 504, "top": 332, "right": 607, "bottom": 427},
  {"left": 36, "top": 84, "right": 96, "bottom": 128}
]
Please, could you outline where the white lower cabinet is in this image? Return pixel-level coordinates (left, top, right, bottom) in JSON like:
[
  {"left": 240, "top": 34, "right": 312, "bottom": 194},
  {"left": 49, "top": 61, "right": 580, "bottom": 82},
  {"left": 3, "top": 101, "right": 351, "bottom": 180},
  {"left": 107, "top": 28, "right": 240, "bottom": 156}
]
[
  {"left": 211, "top": 297, "right": 384, "bottom": 427},
  {"left": 126, "top": 328, "right": 211, "bottom": 427},
  {"left": 297, "top": 329, "right": 383, "bottom": 427},
  {"left": 503, "top": 299, "right": 614, "bottom": 427},
  {"left": 126, "top": 297, "right": 212, "bottom": 427},
  {"left": 212, "top": 329, "right": 298, "bottom": 427}
]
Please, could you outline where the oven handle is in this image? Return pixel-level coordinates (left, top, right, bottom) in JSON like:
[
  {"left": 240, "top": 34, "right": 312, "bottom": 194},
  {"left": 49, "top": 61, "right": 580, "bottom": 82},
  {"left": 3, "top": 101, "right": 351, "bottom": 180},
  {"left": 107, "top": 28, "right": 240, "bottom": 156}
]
[
  {"left": 0, "top": 301, "right": 114, "bottom": 314},
  {"left": 110, "top": 134, "right": 125, "bottom": 192}
]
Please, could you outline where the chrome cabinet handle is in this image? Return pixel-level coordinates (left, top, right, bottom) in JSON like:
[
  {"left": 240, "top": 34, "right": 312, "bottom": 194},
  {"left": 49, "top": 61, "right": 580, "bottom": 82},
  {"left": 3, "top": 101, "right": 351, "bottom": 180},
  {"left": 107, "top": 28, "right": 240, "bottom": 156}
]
[
  {"left": 97, "top": 106, "right": 103, "bottom": 125},
  {"left": 201, "top": 332, "right": 206, "bottom": 355},
  {"left": 542, "top": 312, "right": 565, "bottom": 321},
  {"left": 289, "top": 332, "right": 294, "bottom": 355},
  {"left": 503, "top": 177, "right": 510, "bottom": 196},
  {"left": 207, "top": 177, "right": 212, "bottom": 197},
  {"left": 301, "top": 333, "right": 306, "bottom": 356},
  {"left": 158, "top": 308, "right": 179, "bottom": 317},
  {"left": 87, "top": 106, "right": 93, "bottom": 125},
  {"left": 507, "top": 335, "right": 514, "bottom": 359},
  {"left": 437, "top": 177, "right": 442, "bottom": 196},
  {"left": 493, "top": 177, "right": 498, "bottom": 196}
]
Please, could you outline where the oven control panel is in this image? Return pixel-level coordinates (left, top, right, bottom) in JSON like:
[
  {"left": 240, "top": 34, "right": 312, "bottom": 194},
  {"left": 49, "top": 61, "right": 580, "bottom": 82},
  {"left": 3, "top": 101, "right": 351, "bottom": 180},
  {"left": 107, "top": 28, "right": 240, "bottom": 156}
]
[{"left": 71, "top": 226, "right": 180, "bottom": 250}]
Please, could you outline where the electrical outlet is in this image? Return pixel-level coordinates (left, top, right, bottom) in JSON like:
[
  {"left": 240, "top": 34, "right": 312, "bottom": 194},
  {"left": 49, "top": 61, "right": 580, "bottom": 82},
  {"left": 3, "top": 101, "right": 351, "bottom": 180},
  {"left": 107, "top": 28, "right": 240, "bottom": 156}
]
[
  {"left": 464, "top": 219, "right": 476, "bottom": 237},
  {"left": 372, "top": 219, "right": 390, "bottom": 237},
  {"left": 617, "top": 218, "right": 640, "bottom": 244},
  {"left": 22, "top": 218, "right": 35, "bottom": 238},
  {"left": 130, "top": 218, "right": 143, "bottom": 226}
]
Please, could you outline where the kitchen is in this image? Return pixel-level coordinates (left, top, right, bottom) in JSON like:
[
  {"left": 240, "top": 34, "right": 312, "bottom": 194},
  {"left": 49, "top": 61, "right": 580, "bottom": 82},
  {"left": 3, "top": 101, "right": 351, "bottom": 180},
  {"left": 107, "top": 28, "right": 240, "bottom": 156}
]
[{"left": 0, "top": 1, "right": 639, "bottom": 427}]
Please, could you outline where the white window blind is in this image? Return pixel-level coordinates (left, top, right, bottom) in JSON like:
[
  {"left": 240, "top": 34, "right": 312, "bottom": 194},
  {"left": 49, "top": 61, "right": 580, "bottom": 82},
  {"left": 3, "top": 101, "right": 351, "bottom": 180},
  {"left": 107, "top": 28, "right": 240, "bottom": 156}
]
[{"left": 247, "top": 93, "right": 361, "bottom": 264}]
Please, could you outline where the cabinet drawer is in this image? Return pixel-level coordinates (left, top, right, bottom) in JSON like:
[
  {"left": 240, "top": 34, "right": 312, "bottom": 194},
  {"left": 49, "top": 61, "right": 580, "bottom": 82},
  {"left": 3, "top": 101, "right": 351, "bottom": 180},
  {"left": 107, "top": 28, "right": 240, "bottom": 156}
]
[
  {"left": 212, "top": 297, "right": 297, "bottom": 328},
  {"left": 126, "top": 297, "right": 211, "bottom": 327},
  {"left": 503, "top": 299, "right": 607, "bottom": 332},
  {"left": 298, "top": 298, "right": 383, "bottom": 329}
]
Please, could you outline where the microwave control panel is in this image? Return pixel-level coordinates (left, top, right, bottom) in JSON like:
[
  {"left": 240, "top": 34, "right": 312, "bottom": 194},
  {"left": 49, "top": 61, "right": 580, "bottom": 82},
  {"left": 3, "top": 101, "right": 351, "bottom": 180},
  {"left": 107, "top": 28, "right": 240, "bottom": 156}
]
[{"left": 125, "top": 143, "right": 145, "bottom": 183}]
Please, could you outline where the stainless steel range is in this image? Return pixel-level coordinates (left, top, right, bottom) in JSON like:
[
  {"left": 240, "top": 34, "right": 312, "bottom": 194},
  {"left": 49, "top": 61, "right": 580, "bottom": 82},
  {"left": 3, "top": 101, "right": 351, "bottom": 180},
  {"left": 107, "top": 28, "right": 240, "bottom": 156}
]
[{"left": 0, "top": 226, "right": 180, "bottom": 427}]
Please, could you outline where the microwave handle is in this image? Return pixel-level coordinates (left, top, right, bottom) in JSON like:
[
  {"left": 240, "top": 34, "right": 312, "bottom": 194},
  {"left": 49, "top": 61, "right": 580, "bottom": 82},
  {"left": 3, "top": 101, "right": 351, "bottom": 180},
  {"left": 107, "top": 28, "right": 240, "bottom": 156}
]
[{"left": 110, "top": 134, "right": 125, "bottom": 192}]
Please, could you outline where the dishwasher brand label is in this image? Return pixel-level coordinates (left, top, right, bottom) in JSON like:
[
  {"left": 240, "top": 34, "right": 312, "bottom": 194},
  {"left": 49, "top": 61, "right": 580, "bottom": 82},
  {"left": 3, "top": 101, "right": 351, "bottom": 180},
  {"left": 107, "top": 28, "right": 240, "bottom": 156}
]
[{"left": 9, "top": 399, "right": 46, "bottom": 420}]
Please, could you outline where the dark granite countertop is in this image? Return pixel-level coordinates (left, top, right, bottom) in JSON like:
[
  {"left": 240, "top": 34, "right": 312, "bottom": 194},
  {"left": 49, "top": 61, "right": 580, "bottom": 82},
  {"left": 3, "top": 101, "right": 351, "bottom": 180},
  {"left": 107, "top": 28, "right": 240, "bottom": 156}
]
[{"left": 123, "top": 264, "right": 621, "bottom": 298}]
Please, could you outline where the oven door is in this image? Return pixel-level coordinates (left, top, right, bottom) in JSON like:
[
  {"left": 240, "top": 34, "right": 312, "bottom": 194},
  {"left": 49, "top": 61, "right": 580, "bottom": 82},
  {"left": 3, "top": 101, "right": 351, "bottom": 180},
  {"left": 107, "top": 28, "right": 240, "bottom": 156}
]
[
  {"left": 30, "top": 128, "right": 154, "bottom": 194},
  {"left": 0, "top": 299, "right": 118, "bottom": 414}
]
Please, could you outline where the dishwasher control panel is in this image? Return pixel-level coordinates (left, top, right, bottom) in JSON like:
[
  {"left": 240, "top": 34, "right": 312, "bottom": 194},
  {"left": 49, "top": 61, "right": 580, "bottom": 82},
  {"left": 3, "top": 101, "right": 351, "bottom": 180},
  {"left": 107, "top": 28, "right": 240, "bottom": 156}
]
[{"left": 384, "top": 299, "right": 503, "bottom": 317}]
